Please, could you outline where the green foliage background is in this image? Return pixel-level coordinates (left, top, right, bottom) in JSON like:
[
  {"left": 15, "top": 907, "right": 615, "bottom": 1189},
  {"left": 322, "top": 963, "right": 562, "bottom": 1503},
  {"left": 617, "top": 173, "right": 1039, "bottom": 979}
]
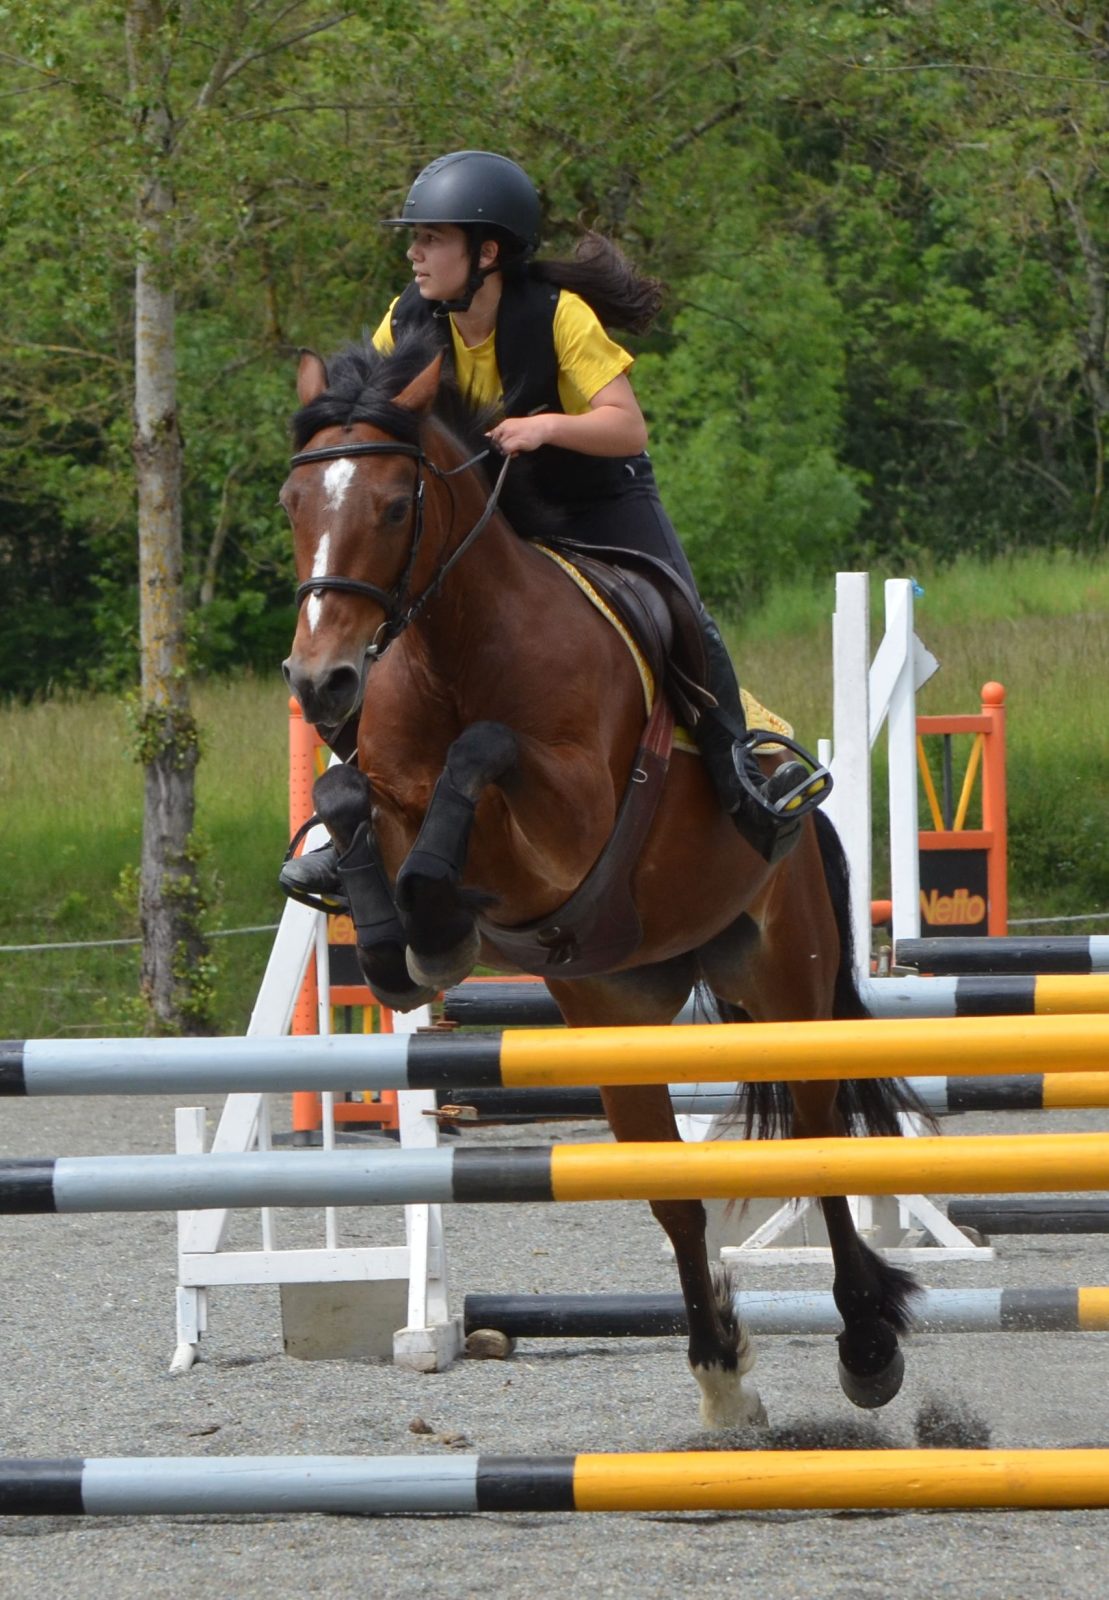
[
  {"left": 1, "top": 3, "right": 1107, "bottom": 1035},
  {"left": 2, "top": 0, "right": 1107, "bottom": 696}
]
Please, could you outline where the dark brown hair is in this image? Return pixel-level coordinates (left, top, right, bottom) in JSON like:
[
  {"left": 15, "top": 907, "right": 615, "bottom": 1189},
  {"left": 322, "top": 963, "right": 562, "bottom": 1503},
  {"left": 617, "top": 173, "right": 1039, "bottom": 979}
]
[{"left": 487, "top": 229, "right": 664, "bottom": 335}]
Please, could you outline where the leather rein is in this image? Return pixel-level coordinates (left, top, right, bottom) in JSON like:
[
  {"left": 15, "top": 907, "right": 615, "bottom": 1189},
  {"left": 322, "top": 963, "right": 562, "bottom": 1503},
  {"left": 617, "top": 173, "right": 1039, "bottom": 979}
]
[{"left": 289, "top": 438, "right": 511, "bottom": 662}]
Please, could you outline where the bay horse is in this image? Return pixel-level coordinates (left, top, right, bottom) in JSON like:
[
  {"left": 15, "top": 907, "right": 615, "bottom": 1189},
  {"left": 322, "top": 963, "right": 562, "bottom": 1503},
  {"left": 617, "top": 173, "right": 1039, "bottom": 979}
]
[{"left": 280, "top": 337, "right": 923, "bottom": 1430}]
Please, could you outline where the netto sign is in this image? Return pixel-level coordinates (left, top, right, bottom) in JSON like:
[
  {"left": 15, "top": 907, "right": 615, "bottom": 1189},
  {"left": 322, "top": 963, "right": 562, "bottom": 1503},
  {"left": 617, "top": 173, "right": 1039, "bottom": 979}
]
[{"left": 918, "top": 848, "right": 989, "bottom": 936}]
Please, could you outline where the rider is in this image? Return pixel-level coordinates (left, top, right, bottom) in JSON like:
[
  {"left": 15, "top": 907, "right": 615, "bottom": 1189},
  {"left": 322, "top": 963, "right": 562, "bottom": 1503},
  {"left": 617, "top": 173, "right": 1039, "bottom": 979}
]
[{"left": 280, "top": 150, "right": 829, "bottom": 902}]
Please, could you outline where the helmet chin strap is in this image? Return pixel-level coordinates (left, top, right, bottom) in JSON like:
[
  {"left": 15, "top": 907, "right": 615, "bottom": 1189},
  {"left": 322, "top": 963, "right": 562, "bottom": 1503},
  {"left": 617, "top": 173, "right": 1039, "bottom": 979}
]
[{"left": 432, "top": 237, "right": 497, "bottom": 317}]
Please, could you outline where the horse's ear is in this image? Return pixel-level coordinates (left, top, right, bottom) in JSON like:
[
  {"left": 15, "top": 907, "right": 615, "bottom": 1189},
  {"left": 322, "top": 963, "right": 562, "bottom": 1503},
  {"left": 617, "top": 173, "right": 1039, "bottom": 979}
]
[
  {"left": 392, "top": 353, "right": 444, "bottom": 416},
  {"left": 296, "top": 349, "right": 328, "bottom": 406}
]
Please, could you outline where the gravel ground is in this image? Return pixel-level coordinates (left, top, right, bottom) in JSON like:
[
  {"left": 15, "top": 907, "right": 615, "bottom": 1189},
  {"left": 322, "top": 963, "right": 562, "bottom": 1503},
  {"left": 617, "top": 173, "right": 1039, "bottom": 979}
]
[{"left": 3, "top": 1092, "right": 1109, "bottom": 1599}]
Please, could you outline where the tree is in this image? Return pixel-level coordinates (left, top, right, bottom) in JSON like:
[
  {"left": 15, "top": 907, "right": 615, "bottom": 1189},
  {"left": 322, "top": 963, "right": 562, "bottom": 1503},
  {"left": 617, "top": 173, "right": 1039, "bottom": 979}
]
[
  {"left": 2, "top": 1, "right": 388, "bottom": 1029},
  {"left": 805, "top": 0, "right": 1109, "bottom": 554}
]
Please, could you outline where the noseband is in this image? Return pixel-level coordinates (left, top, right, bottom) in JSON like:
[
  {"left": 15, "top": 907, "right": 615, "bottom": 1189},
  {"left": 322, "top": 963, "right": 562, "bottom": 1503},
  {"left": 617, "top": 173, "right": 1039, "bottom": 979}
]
[{"left": 290, "top": 438, "right": 509, "bottom": 662}]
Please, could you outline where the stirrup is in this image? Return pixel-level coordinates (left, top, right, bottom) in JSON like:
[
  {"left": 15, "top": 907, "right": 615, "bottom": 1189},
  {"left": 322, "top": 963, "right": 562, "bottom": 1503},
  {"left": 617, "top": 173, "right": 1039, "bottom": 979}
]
[
  {"left": 279, "top": 816, "right": 347, "bottom": 916},
  {"left": 733, "top": 731, "right": 833, "bottom": 822}
]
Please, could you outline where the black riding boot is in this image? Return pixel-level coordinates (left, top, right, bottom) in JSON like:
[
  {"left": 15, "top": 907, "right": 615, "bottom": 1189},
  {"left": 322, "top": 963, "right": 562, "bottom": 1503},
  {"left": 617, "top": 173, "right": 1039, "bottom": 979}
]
[
  {"left": 279, "top": 839, "right": 344, "bottom": 905},
  {"left": 696, "top": 613, "right": 831, "bottom": 864},
  {"left": 278, "top": 718, "right": 359, "bottom": 905}
]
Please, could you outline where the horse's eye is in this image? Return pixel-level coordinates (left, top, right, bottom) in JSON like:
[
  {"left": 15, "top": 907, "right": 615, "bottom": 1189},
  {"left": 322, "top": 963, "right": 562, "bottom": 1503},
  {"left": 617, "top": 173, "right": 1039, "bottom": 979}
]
[{"left": 384, "top": 497, "right": 410, "bottom": 526}]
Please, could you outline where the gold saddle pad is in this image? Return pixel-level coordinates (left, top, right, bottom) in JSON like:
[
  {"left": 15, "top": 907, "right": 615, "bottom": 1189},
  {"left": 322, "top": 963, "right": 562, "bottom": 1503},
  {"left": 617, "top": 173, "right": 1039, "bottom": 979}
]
[{"left": 534, "top": 544, "right": 792, "bottom": 753}]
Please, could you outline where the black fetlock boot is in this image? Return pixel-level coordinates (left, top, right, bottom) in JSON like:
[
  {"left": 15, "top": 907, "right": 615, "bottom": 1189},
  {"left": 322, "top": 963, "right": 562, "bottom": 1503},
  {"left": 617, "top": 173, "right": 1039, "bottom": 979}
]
[{"left": 696, "top": 613, "right": 832, "bottom": 864}]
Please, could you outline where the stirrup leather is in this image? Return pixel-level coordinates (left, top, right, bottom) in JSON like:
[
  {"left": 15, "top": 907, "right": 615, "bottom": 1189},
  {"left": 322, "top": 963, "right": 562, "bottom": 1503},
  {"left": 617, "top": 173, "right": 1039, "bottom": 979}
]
[{"left": 733, "top": 731, "right": 833, "bottom": 821}]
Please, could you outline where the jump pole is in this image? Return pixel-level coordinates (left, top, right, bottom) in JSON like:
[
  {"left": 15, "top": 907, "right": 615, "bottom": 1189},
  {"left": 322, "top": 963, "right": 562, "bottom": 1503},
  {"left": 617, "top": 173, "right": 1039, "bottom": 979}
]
[
  {"left": 435, "top": 1072, "right": 1109, "bottom": 1124},
  {"left": 948, "top": 1198, "right": 1109, "bottom": 1236},
  {"left": 5, "top": 1131, "right": 1109, "bottom": 1213},
  {"left": 442, "top": 973, "right": 1109, "bottom": 1027},
  {"left": 463, "top": 1285, "right": 1109, "bottom": 1338},
  {"left": 5, "top": 1450, "right": 1109, "bottom": 1514},
  {"left": 896, "top": 936, "right": 1109, "bottom": 975},
  {"left": 7, "top": 1011, "right": 1109, "bottom": 1095}
]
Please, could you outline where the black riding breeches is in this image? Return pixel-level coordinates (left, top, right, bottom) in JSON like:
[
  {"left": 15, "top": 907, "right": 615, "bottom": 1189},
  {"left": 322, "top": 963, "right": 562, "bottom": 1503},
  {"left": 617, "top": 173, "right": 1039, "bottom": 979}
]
[{"left": 555, "top": 454, "right": 699, "bottom": 594}]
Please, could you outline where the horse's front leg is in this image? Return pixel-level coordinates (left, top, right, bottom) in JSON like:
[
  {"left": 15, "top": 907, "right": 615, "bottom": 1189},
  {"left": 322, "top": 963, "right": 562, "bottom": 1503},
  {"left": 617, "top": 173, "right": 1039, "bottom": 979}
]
[
  {"left": 310, "top": 764, "right": 436, "bottom": 1012},
  {"left": 396, "top": 721, "right": 519, "bottom": 991},
  {"left": 791, "top": 1082, "right": 919, "bottom": 1408},
  {"left": 600, "top": 1084, "right": 766, "bottom": 1431}
]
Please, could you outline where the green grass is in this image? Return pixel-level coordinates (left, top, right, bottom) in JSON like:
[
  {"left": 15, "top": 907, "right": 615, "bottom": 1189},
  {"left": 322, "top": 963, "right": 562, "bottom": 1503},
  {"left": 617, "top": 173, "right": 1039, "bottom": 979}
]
[
  {"left": 0, "top": 675, "right": 289, "bottom": 1038},
  {"left": 2, "top": 551, "right": 1107, "bottom": 1039}
]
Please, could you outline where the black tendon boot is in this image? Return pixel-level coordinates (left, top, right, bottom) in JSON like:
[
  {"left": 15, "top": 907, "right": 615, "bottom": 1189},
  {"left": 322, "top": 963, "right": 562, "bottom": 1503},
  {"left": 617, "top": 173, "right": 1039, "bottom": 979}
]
[{"left": 696, "top": 614, "right": 832, "bottom": 864}]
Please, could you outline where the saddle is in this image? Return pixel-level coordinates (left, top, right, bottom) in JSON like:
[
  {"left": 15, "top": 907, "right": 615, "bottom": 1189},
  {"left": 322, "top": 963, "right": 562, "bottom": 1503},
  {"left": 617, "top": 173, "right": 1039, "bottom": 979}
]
[
  {"left": 537, "top": 538, "right": 716, "bottom": 728},
  {"left": 476, "top": 540, "right": 712, "bottom": 979}
]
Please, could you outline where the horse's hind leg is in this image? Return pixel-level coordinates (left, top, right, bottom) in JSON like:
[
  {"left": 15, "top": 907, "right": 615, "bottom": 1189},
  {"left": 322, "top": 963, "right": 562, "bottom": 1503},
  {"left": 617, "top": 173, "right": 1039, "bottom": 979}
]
[
  {"left": 549, "top": 969, "right": 765, "bottom": 1430},
  {"left": 310, "top": 764, "right": 435, "bottom": 1011},
  {"left": 397, "top": 721, "right": 519, "bottom": 990},
  {"left": 791, "top": 1082, "right": 918, "bottom": 1408},
  {"left": 600, "top": 1084, "right": 766, "bottom": 1431}
]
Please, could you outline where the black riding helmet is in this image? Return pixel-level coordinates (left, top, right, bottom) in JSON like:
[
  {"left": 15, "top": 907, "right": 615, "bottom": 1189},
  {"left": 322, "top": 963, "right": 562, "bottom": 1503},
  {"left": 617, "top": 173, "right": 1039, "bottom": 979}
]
[{"left": 382, "top": 150, "right": 541, "bottom": 312}]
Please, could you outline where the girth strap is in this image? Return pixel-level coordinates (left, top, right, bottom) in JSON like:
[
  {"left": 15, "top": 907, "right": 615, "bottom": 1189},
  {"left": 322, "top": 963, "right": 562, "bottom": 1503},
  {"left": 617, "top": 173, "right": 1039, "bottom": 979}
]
[{"left": 477, "top": 693, "right": 675, "bottom": 977}]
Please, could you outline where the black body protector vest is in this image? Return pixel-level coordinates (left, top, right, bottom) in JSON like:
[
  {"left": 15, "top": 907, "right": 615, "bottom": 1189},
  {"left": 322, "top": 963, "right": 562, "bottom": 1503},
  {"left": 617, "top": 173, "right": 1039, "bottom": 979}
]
[{"left": 389, "top": 279, "right": 636, "bottom": 510}]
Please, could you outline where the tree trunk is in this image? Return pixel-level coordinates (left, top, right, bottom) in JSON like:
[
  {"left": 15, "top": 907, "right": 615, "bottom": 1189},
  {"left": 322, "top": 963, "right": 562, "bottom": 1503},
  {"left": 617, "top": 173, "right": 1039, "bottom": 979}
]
[{"left": 128, "top": 0, "right": 210, "bottom": 1033}]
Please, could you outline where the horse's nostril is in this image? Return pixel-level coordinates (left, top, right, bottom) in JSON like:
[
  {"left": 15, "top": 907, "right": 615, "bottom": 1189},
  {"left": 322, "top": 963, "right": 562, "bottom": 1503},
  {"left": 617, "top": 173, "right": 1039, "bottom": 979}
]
[{"left": 323, "top": 664, "right": 362, "bottom": 706}]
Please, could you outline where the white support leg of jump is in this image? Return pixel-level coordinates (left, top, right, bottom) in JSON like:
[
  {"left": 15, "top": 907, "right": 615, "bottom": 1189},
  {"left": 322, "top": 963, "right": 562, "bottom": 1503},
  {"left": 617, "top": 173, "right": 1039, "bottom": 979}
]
[
  {"left": 881, "top": 578, "right": 923, "bottom": 948},
  {"left": 171, "top": 892, "right": 318, "bottom": 1371},
  {"left": 682, "top": 574, "right": 986, "bottom": 1267},
  {"left": 827, "top": 570, "right": 872, "bottom": 979},
  {"left": 170, "top": 866, "right": 460, "bottom": 1374},
  {"left": 392, "top": 1008, "right": 463, "bottom": 1372}
]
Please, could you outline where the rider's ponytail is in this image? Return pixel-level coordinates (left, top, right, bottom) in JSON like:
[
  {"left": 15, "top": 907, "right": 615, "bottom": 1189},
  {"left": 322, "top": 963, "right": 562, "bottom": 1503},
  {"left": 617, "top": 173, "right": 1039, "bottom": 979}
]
[{"left": 500, "top": 231, "right": 664, "bottom": 336}]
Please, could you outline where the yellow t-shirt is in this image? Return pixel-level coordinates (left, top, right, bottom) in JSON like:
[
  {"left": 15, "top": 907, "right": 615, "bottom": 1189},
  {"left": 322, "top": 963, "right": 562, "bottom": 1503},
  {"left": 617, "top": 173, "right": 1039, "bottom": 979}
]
[{"left": 372, "top": 289, "right": 633, "bottom": 417}]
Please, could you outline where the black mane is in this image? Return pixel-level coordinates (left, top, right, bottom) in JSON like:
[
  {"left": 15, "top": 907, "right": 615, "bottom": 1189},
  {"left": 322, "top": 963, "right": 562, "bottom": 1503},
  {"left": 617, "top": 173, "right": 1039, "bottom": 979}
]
[
  {"left": 291, "top": 334, "right": 493, "bottom": 458},
  {"left": 291, "top": 333, "right": 563, "bottom": 539}
]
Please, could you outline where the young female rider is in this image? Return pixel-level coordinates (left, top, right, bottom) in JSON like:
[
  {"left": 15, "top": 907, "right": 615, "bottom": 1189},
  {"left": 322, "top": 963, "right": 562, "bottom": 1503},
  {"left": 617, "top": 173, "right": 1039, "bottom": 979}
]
[{"left": 281, "top": 150, "right": 829, "bottom": 901}]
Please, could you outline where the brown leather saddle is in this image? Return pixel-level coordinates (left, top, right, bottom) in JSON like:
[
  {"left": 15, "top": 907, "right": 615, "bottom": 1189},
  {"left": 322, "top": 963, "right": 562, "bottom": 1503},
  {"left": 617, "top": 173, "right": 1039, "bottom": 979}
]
[
  {"left": 540, "top": 538, "right": 715, "bottom": 728},
  {"left": 476, "top": 540, "right": 714, "bottom": 979}
]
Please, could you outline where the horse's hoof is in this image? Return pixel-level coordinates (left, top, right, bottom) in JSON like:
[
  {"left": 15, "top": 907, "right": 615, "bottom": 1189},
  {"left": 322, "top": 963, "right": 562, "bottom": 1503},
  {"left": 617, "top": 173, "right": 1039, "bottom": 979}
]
[
  {"left": 837, "top": 1346, "right": 905, "bottom": 1409},
  {"left": 366, "top": 979, "right": 439, "bottom": 1013},
  {"left": 406, "top": 928, "right": 481, "bottom": 991},
  {"left": 694, "top": 1365, "right": 768, "bottom": 1430}
]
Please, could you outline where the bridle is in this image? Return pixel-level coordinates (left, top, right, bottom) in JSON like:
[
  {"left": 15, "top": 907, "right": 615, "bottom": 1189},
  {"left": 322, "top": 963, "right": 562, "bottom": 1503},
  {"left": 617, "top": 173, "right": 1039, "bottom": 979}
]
[{"left": 289, "top": 437, "right": 510, "bottom": 662}]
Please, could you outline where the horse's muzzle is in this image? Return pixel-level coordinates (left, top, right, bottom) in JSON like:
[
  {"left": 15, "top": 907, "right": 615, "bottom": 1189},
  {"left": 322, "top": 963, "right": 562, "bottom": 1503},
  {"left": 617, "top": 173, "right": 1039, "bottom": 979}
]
[{"left": 282, "top": 655, "right": 366, "bottom": 729}]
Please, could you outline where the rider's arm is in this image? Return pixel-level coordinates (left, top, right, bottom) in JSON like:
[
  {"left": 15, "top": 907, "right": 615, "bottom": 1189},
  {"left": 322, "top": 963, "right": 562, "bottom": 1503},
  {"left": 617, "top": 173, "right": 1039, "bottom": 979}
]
[
  {"left": 489, "top": 374, "right": 647, "bottom": 457},
  {"left": 488, "top": 290, "right": 647, "bottom": 458}
]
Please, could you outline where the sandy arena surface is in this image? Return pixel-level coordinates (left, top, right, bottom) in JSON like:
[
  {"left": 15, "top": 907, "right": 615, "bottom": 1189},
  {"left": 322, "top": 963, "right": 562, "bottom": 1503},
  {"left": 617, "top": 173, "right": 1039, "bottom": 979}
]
[{"left": 3, "top": 1090, "right": 1108, "bottom": 1599}]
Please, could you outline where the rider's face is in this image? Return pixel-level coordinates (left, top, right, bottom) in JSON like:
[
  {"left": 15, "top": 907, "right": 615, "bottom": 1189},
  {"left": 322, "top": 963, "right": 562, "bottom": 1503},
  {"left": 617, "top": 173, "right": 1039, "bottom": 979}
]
[{"left": 406, "top": 225, "right": 472, "bottom": 302}]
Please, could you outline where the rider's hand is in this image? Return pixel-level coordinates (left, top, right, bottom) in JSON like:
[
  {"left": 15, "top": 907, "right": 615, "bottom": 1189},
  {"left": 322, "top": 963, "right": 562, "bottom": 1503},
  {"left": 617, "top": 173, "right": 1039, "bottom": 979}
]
[{"left": 487, "top": 414, "right": 555, "bottom": 456}]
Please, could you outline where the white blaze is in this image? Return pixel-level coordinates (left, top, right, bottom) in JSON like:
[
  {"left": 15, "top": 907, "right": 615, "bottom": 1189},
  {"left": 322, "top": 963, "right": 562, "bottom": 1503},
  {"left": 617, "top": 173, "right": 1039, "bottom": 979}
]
[
  {"left": 306, "top": 530, "right": 331, "bottom": 635},
  {"left": 323, "top": 457, "right": 356, "bottom": 509}
]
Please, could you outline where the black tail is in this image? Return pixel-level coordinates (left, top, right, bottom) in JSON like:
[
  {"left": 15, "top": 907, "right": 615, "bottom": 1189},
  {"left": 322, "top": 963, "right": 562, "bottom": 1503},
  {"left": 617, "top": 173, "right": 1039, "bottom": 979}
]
[
  {"left": 702, "top": 810, "right": 936, "bottom": 1139},
  {"left": 812, "top": 809, "right": 868, "bottom": 1022}
]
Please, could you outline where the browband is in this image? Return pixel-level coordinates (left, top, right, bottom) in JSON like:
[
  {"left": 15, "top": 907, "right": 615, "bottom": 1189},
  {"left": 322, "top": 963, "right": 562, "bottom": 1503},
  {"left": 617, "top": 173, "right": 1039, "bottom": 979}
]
[{"left": 289, "top": 442, "right": 423, "bottom": 469}]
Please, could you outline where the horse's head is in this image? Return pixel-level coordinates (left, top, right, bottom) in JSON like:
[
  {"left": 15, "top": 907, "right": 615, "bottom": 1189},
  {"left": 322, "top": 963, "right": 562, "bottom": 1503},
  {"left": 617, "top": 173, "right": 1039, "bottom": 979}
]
[{"left": 280, "top": 344, "right": 445, "bottom": 731}]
